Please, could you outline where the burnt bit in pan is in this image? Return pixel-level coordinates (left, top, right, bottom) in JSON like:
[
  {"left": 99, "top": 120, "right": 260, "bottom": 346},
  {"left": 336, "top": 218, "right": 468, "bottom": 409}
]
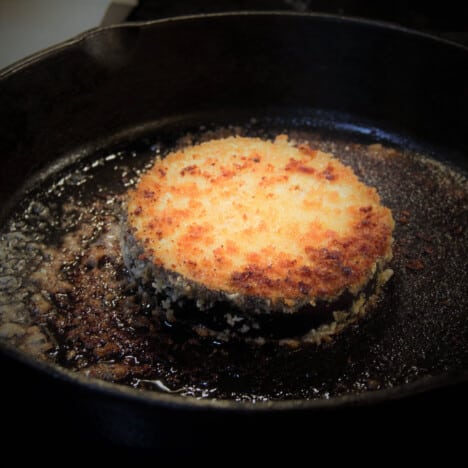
[{"left": 0, "top": 118, "right": 466, "bottom": 401}]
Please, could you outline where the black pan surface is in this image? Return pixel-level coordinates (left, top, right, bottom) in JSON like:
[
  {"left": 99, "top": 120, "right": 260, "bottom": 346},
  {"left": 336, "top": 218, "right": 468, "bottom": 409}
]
[{"left": 0, "top": 13, "right": 467, "bottom": 448}]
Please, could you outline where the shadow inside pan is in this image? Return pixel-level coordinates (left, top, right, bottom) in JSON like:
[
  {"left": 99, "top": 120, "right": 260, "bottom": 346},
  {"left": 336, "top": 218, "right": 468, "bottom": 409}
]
[{"left": 0, "top": 111, "right": 467, "bottom": 403}]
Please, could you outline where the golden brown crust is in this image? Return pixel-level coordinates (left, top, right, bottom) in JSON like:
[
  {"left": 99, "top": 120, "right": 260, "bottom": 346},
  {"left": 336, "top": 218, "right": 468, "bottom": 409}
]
[{"left": 127, "top": 136, "right": 394, "bottom": 304}]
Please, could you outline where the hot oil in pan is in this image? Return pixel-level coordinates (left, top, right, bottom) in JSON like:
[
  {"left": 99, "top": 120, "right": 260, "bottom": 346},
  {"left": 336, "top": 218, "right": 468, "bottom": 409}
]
[{"left": 0, "top": 121, "right": 467, "bottom": 401}]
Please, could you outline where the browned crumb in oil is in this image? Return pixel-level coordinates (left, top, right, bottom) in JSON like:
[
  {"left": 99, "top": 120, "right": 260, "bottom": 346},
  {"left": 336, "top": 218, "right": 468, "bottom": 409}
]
[{"left": 405, "top": 259, "right": 425, "bottom": 271}]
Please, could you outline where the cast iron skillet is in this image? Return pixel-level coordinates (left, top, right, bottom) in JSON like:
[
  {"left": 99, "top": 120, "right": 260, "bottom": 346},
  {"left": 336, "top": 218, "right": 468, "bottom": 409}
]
[{"left": 0, "top": 13, "right": 467, "bottom": 448}]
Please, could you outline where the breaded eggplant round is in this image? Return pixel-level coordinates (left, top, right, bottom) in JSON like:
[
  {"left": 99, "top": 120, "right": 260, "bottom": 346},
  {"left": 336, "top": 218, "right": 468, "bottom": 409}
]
[{"left": 122, "top": 136, "right": 394, "bottom": 345}]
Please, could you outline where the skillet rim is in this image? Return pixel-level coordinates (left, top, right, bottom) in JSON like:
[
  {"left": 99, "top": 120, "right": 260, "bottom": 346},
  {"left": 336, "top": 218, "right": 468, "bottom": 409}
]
[
  {"left": 0, "top": 11, "right": 467, "bottom": 412},
  {"left": 1, "top": 10, "right": 467, "bottom": 79}
]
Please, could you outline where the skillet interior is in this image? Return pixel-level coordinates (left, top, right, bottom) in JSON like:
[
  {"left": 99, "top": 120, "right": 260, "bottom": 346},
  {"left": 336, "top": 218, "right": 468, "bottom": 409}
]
[{"left": 0, "top": 13, "right": 467, "bottom": 417}]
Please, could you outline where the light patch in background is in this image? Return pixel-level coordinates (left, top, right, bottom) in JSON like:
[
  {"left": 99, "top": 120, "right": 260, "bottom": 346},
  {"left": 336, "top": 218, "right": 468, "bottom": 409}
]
[{"left": 0, "top": 0, "right": 137, "bottom": 70}]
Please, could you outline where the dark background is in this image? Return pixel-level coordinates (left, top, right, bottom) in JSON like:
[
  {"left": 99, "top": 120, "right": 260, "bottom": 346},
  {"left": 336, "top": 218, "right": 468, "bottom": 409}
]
[
  {"left": 129, "top": 0, "right": 468, "bottom": 45},
  {"left": 1, "top": 0, "right": 467, "bottom": 457}
]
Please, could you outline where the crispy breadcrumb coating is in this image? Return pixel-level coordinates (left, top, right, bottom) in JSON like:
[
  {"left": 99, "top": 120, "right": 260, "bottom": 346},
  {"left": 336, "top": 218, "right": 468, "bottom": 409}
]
[{"left": 126, "top": 136, "right": 394, "bottom": 312}]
